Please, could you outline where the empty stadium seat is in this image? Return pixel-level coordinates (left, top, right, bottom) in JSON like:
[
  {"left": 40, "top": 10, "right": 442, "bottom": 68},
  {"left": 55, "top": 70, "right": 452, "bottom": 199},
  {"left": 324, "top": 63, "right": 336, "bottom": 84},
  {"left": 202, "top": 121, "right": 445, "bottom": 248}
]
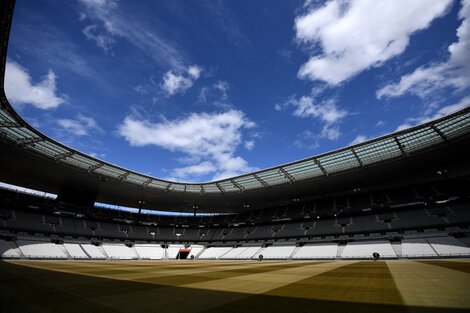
[
  {"left": 341, "top": 240, "right": 397, "bottom": 259},
  {"left": 292, "top": 243, "right": 338, "bottom": 259}
]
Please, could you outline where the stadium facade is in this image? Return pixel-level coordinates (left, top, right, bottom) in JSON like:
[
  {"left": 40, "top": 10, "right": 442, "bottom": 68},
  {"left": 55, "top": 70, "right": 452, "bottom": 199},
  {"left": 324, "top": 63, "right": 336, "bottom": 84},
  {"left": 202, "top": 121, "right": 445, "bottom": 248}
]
[{"left": 1, "top": 0, "right": 470, "bottom": 260}]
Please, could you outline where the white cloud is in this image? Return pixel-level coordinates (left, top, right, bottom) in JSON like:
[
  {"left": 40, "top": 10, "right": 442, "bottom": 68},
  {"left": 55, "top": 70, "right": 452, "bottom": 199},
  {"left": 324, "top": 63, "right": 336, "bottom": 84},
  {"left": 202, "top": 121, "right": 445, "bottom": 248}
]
[
  {"left": 187, "top": 65, "right": 202, "bottom": 79},
  {"left": 291, "top": 96, "right": 347, "bottom": 123},
  {"left": 277, "top": 95, "right": 347, "bottom": 143},
  {"left": 350, "top": 134, "right": 368, "bottom": 145},
  {"left": 78, "top": 0, "right": 184, "bottom": 69},
  {"left": 396, "top": 96, "right": 470, "bottom": 131},
  {"left": 295, "top": 0, "right": 452, "bottom": 85},
  {"left": 173, "top": 161, "right": 216, "bottom": 178},
  {"left": 5, "top": 61, "right": 65, "bottom": 109},
  {"left": 198, "top": 81, "right": 231, "bottom": 108},
  {"left": 161, "top": 65, "right": 202, "bottom": 96},
  {"left": 117, "top": 110, "right": 257, "bottom": 181},
  {"left": 279, "top": 95, "right": 347, "bottom": 126},
  {"left": 82, "top": 24, "right": 115, "bottom": 52},
  {"left": 377, "top": 0, "right": 470, "bottom": 99},
  {"left": 320, "top": 124, "right": 341, "bottom": 140},
  {"left": 57, "top": 114, "right": 103, "bottom": 136},
  {"left": 244, "top": 140, "right": 255, "bottom": 150}
]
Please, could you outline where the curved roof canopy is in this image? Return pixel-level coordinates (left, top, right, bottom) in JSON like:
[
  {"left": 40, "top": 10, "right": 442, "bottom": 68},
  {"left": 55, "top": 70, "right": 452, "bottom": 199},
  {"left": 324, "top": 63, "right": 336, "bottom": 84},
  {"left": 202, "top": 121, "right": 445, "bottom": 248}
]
[{"left": 1, "top": 0, "right": 470, "bottom": 212}]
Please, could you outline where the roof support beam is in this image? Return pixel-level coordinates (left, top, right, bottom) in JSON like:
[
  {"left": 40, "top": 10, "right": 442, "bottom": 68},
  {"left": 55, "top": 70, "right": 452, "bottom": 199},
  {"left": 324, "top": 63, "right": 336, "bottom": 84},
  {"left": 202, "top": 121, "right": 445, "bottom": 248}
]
[
  {"left": 143, "top": 179, "right": 152, "bottom": 188},
  {"left": 231, "top": 179, "right": 245, "bottom": 192},
  {"left": 165, "top": 183, "right": 172, "bottom": 192},
  {"left": 201, "top": 185, "right": 205, "bottom": 194},
  {"left": 215, "top": 183, "right": 225, "bottom": 193},
  {"left": 314, "top": 159, "right": 328, "bottom": 176},
  {"left": 279, "top": 167, "right": 295, "bottom": 183},
  {"left": 117, "top": 172, "right": 130, "bottom": 181},
  {"left": 430, "top": 125, "right": 448, "bottom": 142},
  {"left": 16, "top": 137, "right": 44, "bottom": 146},
  {"left": 0, "top": 121, "right": 20, "bottom": 127},
  {"left": 88, "top": 163, "right": 104, "bottom": 172},
  {"left": 53, "top": 151, "right": 73, "bottom": 161},
  {"left": 351, "top": 148, "right": 363, "bottom": 167},
  {"left": 393, "top": 137, "right": 406, "bottom": 155},
  {"left": 253, "top": 174, "right": 269, "bottom": 188}
]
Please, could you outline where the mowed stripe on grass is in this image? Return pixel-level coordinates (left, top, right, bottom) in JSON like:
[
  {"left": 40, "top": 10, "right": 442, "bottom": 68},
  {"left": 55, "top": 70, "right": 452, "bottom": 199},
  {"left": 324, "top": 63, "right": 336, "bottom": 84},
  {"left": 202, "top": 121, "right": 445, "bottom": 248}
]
[
  {"left": 7, "top": 260, "right": 325, "bottom": 287},
  {"left": 182, "top": 261, "right": 351, "bottom": 294},
  {"left": 387, "top": 260, "right": 470, "bottom": 309},
  {"left": 201, "top": 261, "right": 408, "bottom": 313}
]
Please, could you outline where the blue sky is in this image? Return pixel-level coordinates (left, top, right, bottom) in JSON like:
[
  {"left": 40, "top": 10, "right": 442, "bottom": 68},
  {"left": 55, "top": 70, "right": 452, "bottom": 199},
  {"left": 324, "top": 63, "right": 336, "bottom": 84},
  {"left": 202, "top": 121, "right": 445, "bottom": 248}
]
[{"left": 5, "top": 0, "right": 470, "bottom": 183}]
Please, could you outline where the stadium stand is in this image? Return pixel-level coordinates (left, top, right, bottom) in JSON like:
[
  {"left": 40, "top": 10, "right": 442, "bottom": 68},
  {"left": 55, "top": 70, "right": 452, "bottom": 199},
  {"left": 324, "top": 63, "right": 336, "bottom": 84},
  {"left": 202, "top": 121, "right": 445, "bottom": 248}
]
[
  {"left": 255, "top": 245, "right": 296, "bottom": 259},
  {"left": 63, "top": 243, "right": 89, "bottom": 259},
  {"left": 188, "top": 245, "right": 205, "bottom": 258},
  {"left": 16, "top": 240, "right": 67, "bottom": 259},
  {"left": 428, "top": 236, "right": 470, "bottom": 256},
  {"left": 198, "top": 247, "right": 232, "bottom": 259},
  {"left": 292, "top": 243, "right": 338, "bottom": 259},
  {"left": 0, "top": 239, "right": 21, "bottom": 258},
  {"left": 102, "top": 244, "right": 137, "bottom": 260},
  {"left": 341, "top": 240, "right": 397, "bottom": 259},
  {"left": 401, "top": 238, "right": 438, "bottom": 258},
  {"left": 134, "top": 244, "right": 165, "bottom": 259},
  {"left": 80, "top": 244, "right": 107, "bottom": 259},
  {"left": 166, "top": 244, "right": 185, "bottom": 259}
]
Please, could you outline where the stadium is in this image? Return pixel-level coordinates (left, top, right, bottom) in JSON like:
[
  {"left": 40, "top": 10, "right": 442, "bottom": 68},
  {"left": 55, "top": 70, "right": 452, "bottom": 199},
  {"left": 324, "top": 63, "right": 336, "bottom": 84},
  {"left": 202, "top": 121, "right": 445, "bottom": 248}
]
[{"left": 1, "top": 0, "right": 470, "bottom": 312}]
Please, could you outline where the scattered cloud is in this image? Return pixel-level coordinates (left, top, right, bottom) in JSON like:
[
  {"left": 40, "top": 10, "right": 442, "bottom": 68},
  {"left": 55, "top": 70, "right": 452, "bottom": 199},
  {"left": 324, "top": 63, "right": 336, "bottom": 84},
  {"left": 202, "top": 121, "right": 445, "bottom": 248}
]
[
  {"left": 377, "top": 0, "right": 470, "bottom": 100},
  {"left": 350, "top": 134, "right": 368, "bottom": 145},
  {"left": 277, "top": 95, "right": 347, "bottom": 145},
  {"left": 396, "top": 96, "right": 470, "bottom": 131},
  {"left": 161, "top": 65, "right": 202, "bottom": 96},
  {"left": 78, "top": 0, "right": 185, "bottom": 69},
  {"left": 277, "top": 95, "right": 347, "bottom": 139},
  {"left": 198, "top": 81, "right": 230, "bottom": 107},
  {"left": 173, "top": 161, "right": 217, "bottom": 179},
  {"left": 244, "top": 140, "right": 255, "bottom": 150},
  {"left": 82, "top": 24, "right": 115, "bottom": 53},
  {"left": 5, "top": 60, "right": 66, "bottom": 109},
  {"left": 295, "top": 0, "right": 452, "bottom": 85},
  {"left": 375, "top": 120, "right": 385, "bottom": 127},
  {"left": 57, "top": 114, "right": 104, "bottom": 136},
  {"left": 117, "top": 110, "right": 257, "bottom": 181}
]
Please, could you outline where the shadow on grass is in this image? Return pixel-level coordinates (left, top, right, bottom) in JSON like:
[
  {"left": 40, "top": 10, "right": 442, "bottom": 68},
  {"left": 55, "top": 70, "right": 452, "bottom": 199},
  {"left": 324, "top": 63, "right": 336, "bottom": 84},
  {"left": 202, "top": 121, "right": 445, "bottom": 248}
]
[{"left": 0, "top": 261, "right": 467, "bottom": 313}]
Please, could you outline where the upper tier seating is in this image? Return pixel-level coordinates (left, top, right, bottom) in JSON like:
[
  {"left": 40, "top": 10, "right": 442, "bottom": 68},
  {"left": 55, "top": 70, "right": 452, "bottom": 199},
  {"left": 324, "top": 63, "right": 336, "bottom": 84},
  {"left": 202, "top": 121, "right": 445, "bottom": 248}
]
[
  {"left": 341, "top": 240, "right": 397, "bottom": 259},
  {"left": 292, "top": 243, "right": 338, "bottom": 259}
]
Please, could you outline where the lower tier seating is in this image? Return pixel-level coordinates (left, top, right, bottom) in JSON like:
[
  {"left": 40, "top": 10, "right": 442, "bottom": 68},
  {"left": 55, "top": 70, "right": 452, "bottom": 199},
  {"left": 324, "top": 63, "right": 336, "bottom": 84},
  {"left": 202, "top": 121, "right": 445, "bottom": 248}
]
[
  {"left": 340, "top": 240, "right": 397, "bottom": 259},
  {"left": 292, "top": 243, "right": 338, "bottom": 259}
]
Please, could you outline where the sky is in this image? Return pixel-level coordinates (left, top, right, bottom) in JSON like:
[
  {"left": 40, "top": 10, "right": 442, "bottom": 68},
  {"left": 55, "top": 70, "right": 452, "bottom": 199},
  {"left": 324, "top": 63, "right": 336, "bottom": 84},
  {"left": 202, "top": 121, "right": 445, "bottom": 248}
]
[{"left": 4, "top": 0, "right": 470, "bottom": 183}]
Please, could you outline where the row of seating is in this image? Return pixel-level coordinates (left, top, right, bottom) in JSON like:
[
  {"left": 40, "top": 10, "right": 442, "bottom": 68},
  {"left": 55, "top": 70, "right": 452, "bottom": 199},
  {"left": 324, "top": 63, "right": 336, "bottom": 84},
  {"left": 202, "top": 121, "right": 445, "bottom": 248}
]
[
  {"left": 2, "top": 236, "right": 469, "bottom": 260},
  {"left": 2, "top": 205, "right": 468, "bottom": 242}
]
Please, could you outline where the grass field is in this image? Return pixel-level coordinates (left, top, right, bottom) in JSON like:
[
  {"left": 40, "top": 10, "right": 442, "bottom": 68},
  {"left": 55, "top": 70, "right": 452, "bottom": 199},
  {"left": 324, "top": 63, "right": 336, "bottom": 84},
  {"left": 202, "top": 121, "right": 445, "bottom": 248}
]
[{"left": 1, "top": 259, "right": 470, "bottom": 313}]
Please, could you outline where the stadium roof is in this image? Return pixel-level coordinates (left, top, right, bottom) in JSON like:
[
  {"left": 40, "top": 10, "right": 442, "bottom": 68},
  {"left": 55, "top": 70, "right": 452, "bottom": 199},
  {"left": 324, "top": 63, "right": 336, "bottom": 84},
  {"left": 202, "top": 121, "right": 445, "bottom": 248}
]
[{"left": 1, "top": 0, "right": 470, "bottom": 213}]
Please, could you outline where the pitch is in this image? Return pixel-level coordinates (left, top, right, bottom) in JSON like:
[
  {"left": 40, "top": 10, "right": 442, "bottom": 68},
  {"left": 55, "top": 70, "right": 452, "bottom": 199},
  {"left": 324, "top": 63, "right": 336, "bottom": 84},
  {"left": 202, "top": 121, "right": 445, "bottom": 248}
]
[{"left": 1, "top": 260, "right": 470, "bottom": 313}]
